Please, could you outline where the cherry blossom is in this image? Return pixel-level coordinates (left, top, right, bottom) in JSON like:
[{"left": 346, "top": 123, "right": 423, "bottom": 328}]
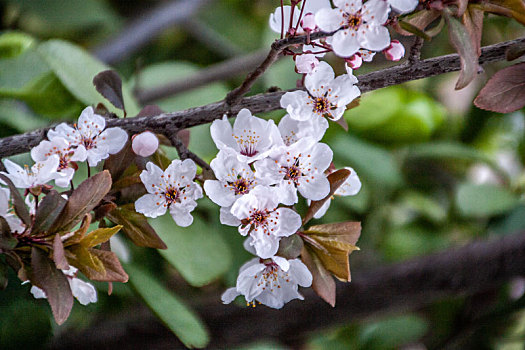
[
  {"left": 0, "top": 188, "right": 24, "bottom": 233},
  {"left": 204, "top": 150, "right": 268, "bottom": 208},
  {"left": 295, "top": 53, "right": 319, "bottom": 74},
  {"left": 316, "top": 0, "right": 391, "bottom": 57},
  {"left": 135, "top": 159, "right": 203, "bottom": 227},
  {"left": 228, "top": 186, "right": 301, "bottom": 258},
  {"left": 278, "top": 114, "right": 328, "bottom": 146},
  {"left": 312, "top": 166, "right": 362, "bottom": 219},
  {"left": 280, "top": 62, "right": 360, "bottom": 122},
  {"left": 255, "top": 137, "right": 333, "bottom": 205},
  {"left": 29, "top": 266, "right": 97, "bottom": 306},
  {"left": 210, "top": 109, "right": 282, "bottom": 162},
  {"left": 132, "top": 131, "right": 159, "bottom": 157},
  {"left": 2, "top": 156, "right": 59, "bottom": 190},
  {"left": 387, "top": 0, "right": 418, "bottom": 13},
  {"left": 31, "top": 137, "right": 87, "bottom": 188},
  {"left": 48, "top": 106, "right": 128, "bottom": 167},
  {"left": 269, "top": 0, "right": 331, "bottom": 35},
  {"left": 221, "top": 256, "right": 312, "bottom": 309},
  {"left": 384, "top": 40, "right": 405, "bottom": 61}
]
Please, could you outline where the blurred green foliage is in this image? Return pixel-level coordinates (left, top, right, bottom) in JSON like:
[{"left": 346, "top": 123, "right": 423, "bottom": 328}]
[{"left": 0, "top": 0, "right": 525, "bottom": 349}]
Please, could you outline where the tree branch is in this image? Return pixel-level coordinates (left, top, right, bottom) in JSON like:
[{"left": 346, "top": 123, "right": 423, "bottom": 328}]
[
  {"left": 51, "top": 231, "right": 525, "bottom": 349},
  {"left": 167, "top": 133, "right": 211, "bottom": 171},
  {"left": 93, "top": 0, "right": 211, "bottom": 64},
  {"left": 0, "top": 37, "right": 523, "bottom": 159}
]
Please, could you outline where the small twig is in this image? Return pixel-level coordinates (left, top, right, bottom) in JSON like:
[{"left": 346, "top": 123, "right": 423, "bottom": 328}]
[
  {"left": 408, "top": 36, "right": 425, "bottom": 65},
  {"left": 167, "top": 133, "right": 211, "bottom": 171}
]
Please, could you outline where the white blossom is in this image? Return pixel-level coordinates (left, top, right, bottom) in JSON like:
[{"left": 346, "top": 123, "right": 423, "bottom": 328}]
[
  {"left": 31, "top": 137, "right": 87, "bottom": 188},
  {"left": 387, "top": 0, "right": 418, "bottom": 14},
  {"left": 210, "top": 109, "right": 282, "bottom": 162},
  {"left": 2, "top": 156, "right": 59, "bottom": 190},
  {"left": 48, "top": 106, "right": 128, "bottom": 167},
  {"left": 255, "top": 137, "right": 333, "bottom": 205},
  {"left": 383, "top": 39, "right": 405, "bottom": 61},
  {"left": 132, "top": 131, "right": 159, "bottom": 157},
  {"left": 316, "top": 0, "right": 391, "bottom": 57},
  {"left": 135, "top": 159, "right": 203, "bottom": 227},
  {"left": 221, "top": 256, "right": 312, "bottom": 309},
  {"left": 204, "top": 150, "right": 268, "bottom": 208},
  {"left": 228, "top": 186, "right": 301, "bottom": 259},
  {"left": 312, "top": 166, "right": 362, "bottom": 219},
  {"left": 29, "top": 266, "right": 97, "bottom": 306},
  {"left": 280, "top": 62, "right": 360, "bottom": 122},
  {"left": 278, "top": 114, "right": 328, "bottom": 146},
  {"left": 269, "top": 0, "right": 331, "bottom": 35},
  {"left": 295, "top": 53, "right": 319, "bottom": 74},
  {"left": 0, "top": 187, "right": 24, "bottom": 233}
]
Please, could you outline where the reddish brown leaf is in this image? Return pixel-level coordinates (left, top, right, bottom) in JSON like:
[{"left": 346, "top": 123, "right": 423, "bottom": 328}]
[
  {"left": 474, "top": 62, "right": 525, "bottom": 113},
  {"left": 0, "top": 174, "right": 30, "bottom": 226},
  {"left": 306, "top": 222, "right": 362, "bottom": 245},
  {"left": 106, "top": 204, "right": 167, "bottom": 249},
  {"left": 335, "top": 116, "right": 349, "bottom": 132},
  {"left": 33, "top": 190, "right": 67, "bottom": 234},
  {"left": 31, "top": 247, "right": 73, "bottom": 325},
  {"left": 462, "top": 6, "right": 484, "bottom": 57},
  {"left": 444, "top": 10, "right": 479, "bottom": 90},
  {"left": 479, "top": 0, "right": 525, "bottom": 25},
  {"left": 50, "top": 171, "right": 112, "bottom": 232},
  {"left": 53, "top": 234, "right": 70, "bottom": 270},
  {"left": 93, "top": 70, "right": 125, "bottom": 111},
  {"left": 80, "top": 226, "right": 122, "bottom": 248},
  {"left": 104, "top": 141, "right": 135, "bottom": 182},
  {"left": 90, "top": 249, "right": 128, "bottom": 282},
  {"left": 395, "top": 10, "right": 441, "bottom": 36},
  {"left": 303, "top": 169, "right": 352, "bottom": 225},
  {"left": 301, "top": 247, "right": 336, "bottom": 307},
  {"left": 177, "top": 129, "right": 191, "bottom": 148}
]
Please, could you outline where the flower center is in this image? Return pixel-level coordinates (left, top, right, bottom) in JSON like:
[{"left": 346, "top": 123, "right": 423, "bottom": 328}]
[
  {"left": 164, "top": 187, "right": 180, "bottom": 204},
  {"left": 235, "top": 132, "right": 260, "bottom": 157},
  {"left": 284, "top": 165, "right": 302, "bottom": 183},
  {"left": 81, "top": 136, "right": 95, "bottom": 150},
  {"left": 346, "top": 13, "right": 362, "bottom": 29},
  {"left": 250, "top": 209, "right": 269, "bottom": 226},
  {"left": 313, "top": 97, "right": 330, "bottom": 115},
  {"left": 58, "top": 155, "right": 70, "bottom": 170},
  {"left": 231, "top": 178, "right": 250, "bottom": 195}
]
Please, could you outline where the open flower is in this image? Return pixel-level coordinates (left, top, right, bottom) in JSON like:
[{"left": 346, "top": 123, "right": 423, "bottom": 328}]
[
  {"left": 2, "top": 155, "right": 59, "bottom": 190},
  {"left": 135, "top": 159, "right": 203, "bottom": 227},
  {"left": 280, "top": 62, "right": 360, "bottom": 122},
  {"left": 31, "top": 137, "right": 87, "bottom": 188},
  {"left": 29, "top": 266, "right": 97, "bottom": 306},
  {"left": 295, "top": 53, "right": 320, "bottom": 74},
  {"left": 48, "top": 106, "right": 128, "bottom": 167},
  {"left": 312, "top": 166, "right": 362, "bottom": 219},
  {"left": 222, "top": 256, "right": 312, "bottom": 309},
  {"left": 204, "top": 150, "right": 268, "bottom": 208},
  {"left": 278, "top": 114, "right": 328, "bottom": 146},
  {"left": 255, "top": 137, "right": 333, "bottom": 205},
  {"left": 316, "top": 0, "right": 391, "bottom": 57},
  {"left": 269, "top": 0, "right": 331, "bottom": 35},
  {"left": 210, "top": 109, "right": 282, "bottom": 162},
  {"left": 228, "top": 186, "right": 301, "bottom": 259}
]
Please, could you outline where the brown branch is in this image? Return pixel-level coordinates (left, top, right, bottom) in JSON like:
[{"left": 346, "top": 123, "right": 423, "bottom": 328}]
[
  {"left": 408, "top": 36, "right": 425, "bottom": 64},
  {"left": 136, "top": 49, "right": 269, "bottom": 104},
  {"left": 167, "top": 133, "right": 211, "bottom": 171},
  {"left": 51, "top": 231, "right": 525, "bottom": 349},
  {"left": 0, "top": 37, "right": 523, "bottom": 159}
]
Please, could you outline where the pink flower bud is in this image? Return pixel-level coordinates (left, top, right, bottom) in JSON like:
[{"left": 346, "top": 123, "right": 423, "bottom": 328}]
[
  {"left": 295, "top": 54, "right": 319, "bottom": 74},
  {"left": 384, "top": 40, "right": 405, "bottom": 61},
  {"left": 344, "top": 53, "right": 363, "bottom": 70},
  {"left": 132, "top": 131, "right": 159, "bottom": 157},
  {"left": 301, "top": 13, "right": 316, "bottom": 31}
]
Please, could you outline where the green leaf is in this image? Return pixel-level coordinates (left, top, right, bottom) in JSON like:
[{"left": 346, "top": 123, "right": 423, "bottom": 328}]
[
  {"left": 37, "top": 40, "right": 139, "bottom": 116},
  {"left": 81, "top": 226, "right": 122, "bottom": 248},
  {"left": 331, "top": 134, "right": 403, "bottom": 189},
  {"left": 106, "top": 205, "right": 167, "bottom": 250},
  {"left": 456, "top": 183, "right": 520, "bottom": 217},
  {"left": 31, "top": 247, "right": 74, "bottom": 325},
  {"left": 50, "top": 170, "right": 112, "bottom": 232},
  {"left": 33, "top": 190, "right": 67, "bottom": 234},
  {"left": 126, "top": 263, "right": 210, "bottom": 348},
  {"left": 149, "top": 213, "right": 231, "bottom": 287},
  {"left": 383, "top": 224, "right": 449, "bottom": 261},
  {"left": 359, "top": 315, "right": 429, "bottom": 349},
  {"left": 0, "top": 32, "right": 35, "bottom": 59}
]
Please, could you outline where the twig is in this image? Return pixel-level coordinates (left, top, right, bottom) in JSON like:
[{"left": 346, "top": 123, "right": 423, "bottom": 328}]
[
  {"left": 51, "top": 230, "right": 525, "bottom": 348},
  {"left": 408, "top": 36, "right": 425, "bottom": 65},
  {"left": 167, "top": 134, "right": 211, "bottom": 171},
  {"left": 137, "top": 49, "right": 269, "bottom": 104},
  {"left": 93, "top": 0, "right": 211, "bottom": 64},
  {"left": 0, "top": 37, "right": 523, "bottom": 159}
]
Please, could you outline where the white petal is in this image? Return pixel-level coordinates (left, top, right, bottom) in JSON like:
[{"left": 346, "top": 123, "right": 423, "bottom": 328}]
[
  {"left": 210, "top": 115, "right": 238, "bottom": 152},
  {"left": 140, "top": 162, "right": 165, "bottom": 194},
  {"left": 289, "top": 259, "right": 313, "bottom": 287},
  {"left": 334, "top": 0, "right": 363, "bottom": 12},
  {"left": 362, "top": 0, "right": 391, "bottom": 24},
  {"left": 77, "top": 107, "right": 105, "bottom": 134},
  {"left": 358, "top": 24, "right": 391, "bottom": 51},
  {"left": 269, "top": 5, "right": 293, "bottom": 33},
  {"left": 389, "top": 0, "right": 418, "bottom": 13},
  {"left": 251, "top": 233, "right": 280, "bottom": 259},
  {"left": 309, "top": 142, "right": 333, "bottom": 173},
  {"left": 313, "top": 198, "right": 332, "bottom": 219},
  {"left": 329, "top": 74, "right": 361, "bottom": 107},
  {"left": 97, "top": 128, "right": 128, "bottom": 155},
  {"left": 48, "top": 123, "right": 78, "bottom": 145},
  {"left": 221, "top": 287, "right": 240, "bottom": 304},
  {"left": 298, "top": 173, "right": 330, "bottom": 200},
  {"left": 274, "top": 208, "right": 301, "bottom": 236},
  {"left": 335, "top": 166, "right": 362, "bottom": 196},
  {"left": 55, "top": 168, "right": 75, "bottom": 188},
  {"left": 30, "top": 286, "right": 47, "bottom": 299},
  {"left": 169, "top": 203, "right": 194, "bottom": 227},
  {"left": 256, "top": 291, "right": 286, "bottom": 309},
  {"left": 305, "top": 61, "right": 335, "bottom": 94},
  {"left": 273, "top": 256, "right": 290, "bottom": 272},
  {"left": 277, "top": 181, "right": 299, "bottom": 206},
  {"left": 304, "top": 0, "right": 332, "bottom": 13},
  {"left": 204, "top": 180, "right": 236, "bottom": 207},
  {"left": 280, "top": 90, "right": 313, "bottom": 122},
  {"left": 331, "top": 29, "right": 360, "bottom": 57},
  {"left": 135, "top": 194, "right": 167, "bottom": 218},
  {"left": 220, "top": 206, "right": 241, "bottom": 226},
  {"left": 315, "top": 8, "right": 345, "bottom": 32},
  {"left": 69, "top": 278, "right": 97, "bottom": 305}
]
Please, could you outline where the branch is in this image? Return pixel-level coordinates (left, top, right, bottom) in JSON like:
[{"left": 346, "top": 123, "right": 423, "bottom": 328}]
[
  {"left": 0, "top": 37, "right": 523, "bottom": 159},
  {"left": 167, "top": 133, "right": 211, "bottom": 171},
  {"left": 93, "top": 0, "right": 211, "bottom": 64},
  {"left": 51, "top": 231, "right": 525, "bottom": 348}
]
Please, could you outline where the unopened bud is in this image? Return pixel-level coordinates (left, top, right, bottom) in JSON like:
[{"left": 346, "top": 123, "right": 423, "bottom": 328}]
[
  {"left": 384, "top": 40, "right": 405, "bottom": 61},
  {"left": 301, "top": 13, "right": 316, "bottom": 31},
  {"left": 295, "top": 53, "right": 319, "bottom": 74},
  {"left": 344, "top": 53, "right": 363, "bottom": 70},
  {"left": 132, "top": 131, "right": 159, "bottom": 157}
]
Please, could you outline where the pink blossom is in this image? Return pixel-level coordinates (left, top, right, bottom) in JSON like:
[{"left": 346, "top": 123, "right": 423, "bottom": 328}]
[
  {"left": 384, "top": 40, "right": 405, "bottom": 61},
  {"left": 295, "top": 54, "right": 319, "bottom": 74},
  {"left": 132, "top": 131, "right": 159, "bottom": 157}
]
